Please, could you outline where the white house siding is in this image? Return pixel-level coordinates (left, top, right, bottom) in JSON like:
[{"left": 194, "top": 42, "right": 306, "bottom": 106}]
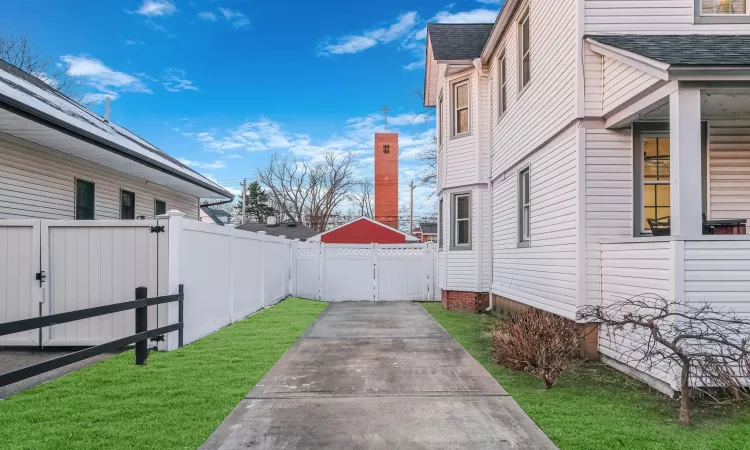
[
  {"left": 708, "top": 120, "right": 750, "bottom": 221},
  {"left": 444, "top": 70, "right": 481, "bottom": 187},
  {"left": 584, "top": 128, "right": 634, "bottom": 305},
  {"left": 0, "top": 136, "right": 199, "bottom": 221},
  {"left": 598, "top": 239, "right": 675, "bottom": 391},
  {"left": 439, "top": 185, "right": 486, "bottom": 292},
  {"left": 585, "top": 0, "right": 750, "bottom": 34},
  {"left": 583, "top": 46, "right": 603, "bottom": 117},
  {"left": 683, "top": 239, "right": 750, "bottom": 314},
  {"left": 492, "top": 129, "right": 579, "bottom": 319},
  {"left": 602, "top": 57, "right": 661, "bottom": 116},
  {"left": 488, "top": 0, "right": 579, "bottom": 176}
]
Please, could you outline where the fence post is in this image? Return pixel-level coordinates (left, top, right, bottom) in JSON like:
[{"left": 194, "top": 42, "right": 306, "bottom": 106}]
[
  {"left": 135, "top": 286, "right": 148, "bottom": 365},
  {"left": 258, "top": 231, "right": 266, "bottom": 307},
  {"left": 228, "top": 226, "right": 235, "bottom": 322},
  {"left": 178, "top": 284, "right": 184, "bottom": 348},
  {"left": 291, "top": 239, "right": 299, "bottom": 297},
  {"left": 318, "top": 241, "right": 324, "bottom": 301},
  {"left": 159, "top": 209, "right": 185, "bottom": 351}
]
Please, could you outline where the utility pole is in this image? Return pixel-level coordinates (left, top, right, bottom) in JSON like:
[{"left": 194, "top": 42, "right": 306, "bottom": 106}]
[
  {"left": 241, "top": 178, "right": 247, "bottom": 225},
  {"left": 409, "top": 179, "right": 414, "bottom": 236}
]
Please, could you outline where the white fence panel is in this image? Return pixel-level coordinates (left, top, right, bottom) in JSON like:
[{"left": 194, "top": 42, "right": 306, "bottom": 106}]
[
  {"left": 231, "top": 229, "right": 263, "bottom": 320},
  {"left": 178, "top": 219, "right": 233, "bottom": 346},
  {"left": 323, "top": 244, "right": 374, "bottom": 301},
  {"left": 294, "top": 242, "right": 320, "bottom": 300},
  {"left": 0, "top": 220, "right": 41, "bottom": 346},
  {"left": 43, "top": 221, "right": 158, "bottom": 346},
  {"left": 377, "top": 244, "right": 428, "bottom": 301},
  {"left": 263, "top": 237, "right": 285, "bottom": 306}
]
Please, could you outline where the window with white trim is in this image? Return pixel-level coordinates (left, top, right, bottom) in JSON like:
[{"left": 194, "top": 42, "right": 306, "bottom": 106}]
[
  {"left": 453, "top": 193, "right": 471, "bottom": 247},
  {"left": 498, "top": 53, "right": 508, "bottom": 117},
  {"left": 453, "top": 80, "right": 470, "bottom": 136},
  {"left": 518, "top": 7, "right": 531, "bottom": 90},
  {"left": 519, "top": 168, "right": 530, "bottom": 244},
  {"left": 700, "top": 0, "right": 748, "bottom": 15},
  {"left": 640, "top": 135, "right": 671, "bottom": 233}
]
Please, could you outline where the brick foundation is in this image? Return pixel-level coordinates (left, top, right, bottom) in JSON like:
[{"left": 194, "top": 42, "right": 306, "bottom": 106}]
[
  {"left": 491, "top": 294, "right": 599, "bottom": 361},
  {"left": 441, "top": 290, "right": 489, "bottom": 313}
]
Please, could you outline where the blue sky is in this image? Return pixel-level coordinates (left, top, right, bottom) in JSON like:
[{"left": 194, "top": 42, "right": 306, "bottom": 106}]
[{"left": 1, "top": 0, "right": 500, "bottom": 219}]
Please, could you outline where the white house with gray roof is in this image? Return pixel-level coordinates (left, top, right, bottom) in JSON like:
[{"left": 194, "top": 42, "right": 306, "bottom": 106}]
[
  {"left": 0, "top": 59, "right": 232, "bottom": 221},
  {"left": 425, "top": 0, "right": 750, "bottom": 394}
]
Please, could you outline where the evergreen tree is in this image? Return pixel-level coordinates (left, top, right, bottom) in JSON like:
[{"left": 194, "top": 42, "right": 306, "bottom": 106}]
[{"left": 236, "top": 181, "right": 275, "bottom": 223}]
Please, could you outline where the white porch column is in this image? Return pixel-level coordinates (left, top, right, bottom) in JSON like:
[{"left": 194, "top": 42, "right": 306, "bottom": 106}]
[{"left": 669, "top": 88, "right": 703, "bottom": 237}]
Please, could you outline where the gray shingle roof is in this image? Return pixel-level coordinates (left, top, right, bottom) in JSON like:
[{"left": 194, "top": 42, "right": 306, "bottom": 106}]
[
  {"left": 419, "top": 223, "right": 437, "bottom": 234},
  {"left": 427, "top": 23, "right": 494, "bottom": 61},
  {"left": 236, "top": 221, "right": 317, "bottom": 241},
  {"left": 588, "top": 35, "right": 750, "bottom": 66}
]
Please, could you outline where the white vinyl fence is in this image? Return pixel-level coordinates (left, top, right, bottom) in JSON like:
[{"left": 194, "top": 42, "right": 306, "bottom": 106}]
[
  {"left": 293, "top": 241, "right": 438, "bottom": 302},
  {"left": 1, "top": 211, "right": 436, "bottom": 351}
]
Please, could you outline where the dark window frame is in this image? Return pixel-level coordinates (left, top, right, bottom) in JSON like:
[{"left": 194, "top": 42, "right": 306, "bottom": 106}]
[
  {"left": 451, "top": 79, "right": 471, "bottom": 138},
  {"left": 438, "top": 198, "right": 444, "bottom": 248},
  {"left": 154, "top": 199, "right": 167, "bottom": 217},
  {"left": 120, "top": 189, "right": 135, "bottom": 220},
  {"left": 75, "top": 178, "right": 95, "bottom": 220},
  {"left": 498, "top": 51, "right": 508, "bottom": 118}
]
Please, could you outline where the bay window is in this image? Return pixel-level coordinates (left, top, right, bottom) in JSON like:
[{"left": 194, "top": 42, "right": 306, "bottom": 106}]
[{"left": 453, "top": 80, "right": 470, "bottom": 136}]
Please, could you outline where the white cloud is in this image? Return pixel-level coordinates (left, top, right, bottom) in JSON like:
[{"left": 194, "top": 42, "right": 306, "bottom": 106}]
[
  {"left": 162, "top": 68, "right": 198, "bottom": 92},
  {"left": 318, "top": 11, "right": 419, "bottom": 56},
  {"left": 177, "top": 158, "right": 226, "bottom": 170},
  {"left": 432, "top": 8, "right": 498, "bottom": 24},
  {"left": 475, "top": 0, "right": 502, "bottom": 3},
  {"left": 134, "top": 0, "right": 176, "bottom": 17},
  {"left": 197, "top": 11, "right": 217, "bottom": 21},
  {"left": 218, "top": 7, "right": 250, "bottom": 27},
  {"left": 61, "top": 55, "right": 151, "bottom": 101},
  {"left": 403, "top": 60, "right": 424, "bottom": 71},
  {"left": 125, "top": 40, "right": 144, "bottom": 45}
]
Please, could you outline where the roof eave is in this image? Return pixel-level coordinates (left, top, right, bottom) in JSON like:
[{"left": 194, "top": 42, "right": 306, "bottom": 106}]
[
  {"left": 668, "top": 66, "right": 750, "bottom": 79},
  {"left": 0, "top": 93, "right": 233, "bottom": 200},
  {"left": 480, "top": 0, "right": 520, "bottom": 62}
]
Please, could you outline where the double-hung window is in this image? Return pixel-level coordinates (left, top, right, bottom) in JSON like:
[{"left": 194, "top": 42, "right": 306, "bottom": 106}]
[
  {"left": 452, "top": 194, "right": 471, "bottom": 248},
  {"left": 519, "top": 168, "right": 530, "bottom": 245},
  {"left": 75, "top": 179, "right": 95, "bottom": 220},
  {"left": 438, "top": 198, "right": 444, "bottom": 248},
  {"left": 437, "top": 92, "right": 443, "bottom": 147},
  {"left": 498, "top": 53, "right": 508, "bottom": 117},
  {"left": 697, "top": 0, "right": 749, "bottom": 22},
  {"left": 641, "top": 136, "right": 671, "bottom": 232},
  {"left": 518, "top": 7, "right": 531, "bottom": 90},
  {"left": 121, "top": 190, "right": 135, "bottom": 220},
  {"left": 453, "top": 81, "right": 470, "bottom": 136}
]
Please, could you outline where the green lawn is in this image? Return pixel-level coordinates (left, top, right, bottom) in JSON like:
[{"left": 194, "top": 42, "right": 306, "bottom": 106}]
[
  {"left": 0, "top": 298, "right": 326, "bottom": 450},
  {"left": 422, "top": 303, "right": 750, "bottom": 450}
]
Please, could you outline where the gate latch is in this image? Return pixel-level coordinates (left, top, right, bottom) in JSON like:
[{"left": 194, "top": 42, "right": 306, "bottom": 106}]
[
  {"left": 35, "top": 271, "right": 46, "bottom": 287},
  {"left": 150, "top": 226, "right": 165, "bottom": 233}
]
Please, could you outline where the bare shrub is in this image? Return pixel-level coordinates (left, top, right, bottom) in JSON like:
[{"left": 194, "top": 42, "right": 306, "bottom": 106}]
[{"left": 491, "top": 309, "right": 581, "bottom": 389}]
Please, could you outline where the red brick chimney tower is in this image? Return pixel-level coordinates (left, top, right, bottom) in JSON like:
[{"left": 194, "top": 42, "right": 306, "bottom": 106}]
[{"left": 374, "top": 132, "right": 399, "bottom": 229}]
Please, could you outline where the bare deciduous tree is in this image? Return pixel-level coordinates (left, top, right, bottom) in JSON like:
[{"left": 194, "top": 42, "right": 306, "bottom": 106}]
[
  {"left": 349, "top": 179, "right": 374, "bottom": 219},
  {"left": 257, "top": 152, "right": 358, "bottom": 232},
  {"left": 417, "top": 134, "right": 437, "bottom": 191},
  {"left": 0, "top": 34, "right": 82, "bottom": 100},
  {"left": 578, "top": 295, "right": 750, "bottom": 426}
]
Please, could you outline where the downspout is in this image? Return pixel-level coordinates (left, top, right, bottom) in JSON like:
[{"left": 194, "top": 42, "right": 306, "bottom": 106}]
[{"left": 474, "top": 58, "right": 494, "bottom": 313}]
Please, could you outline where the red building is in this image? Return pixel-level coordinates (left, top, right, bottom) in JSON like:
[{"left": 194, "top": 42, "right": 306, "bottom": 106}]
[
  {"left": 309, "top": 217, "right": 419, "bottom": 244},
  {"left": 374, "top": 133, "right": 399, "bottom": 229}
]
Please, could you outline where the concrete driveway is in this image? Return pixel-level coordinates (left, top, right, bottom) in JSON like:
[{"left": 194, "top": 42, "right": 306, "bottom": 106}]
[{"left": 201, "top": 302, "right": 556, "bottom": 450}]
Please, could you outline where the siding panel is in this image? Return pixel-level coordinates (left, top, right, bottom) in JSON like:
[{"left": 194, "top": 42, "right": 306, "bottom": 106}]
[{"left": 0, "top": 136, "right": 199, "bottom": 220}]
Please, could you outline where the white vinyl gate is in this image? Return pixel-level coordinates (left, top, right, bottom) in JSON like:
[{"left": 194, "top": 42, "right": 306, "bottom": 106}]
[
  {"left": 293, "top": 242, "right": 436, "bottom": 302},
  {"left": 0, "top": 220, "right": 159, "bottom": 347}
]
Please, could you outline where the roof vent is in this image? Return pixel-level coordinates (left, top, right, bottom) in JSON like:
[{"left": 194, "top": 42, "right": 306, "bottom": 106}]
[{"left": 104, "top": 96, "right": 111, "bottom": 122}]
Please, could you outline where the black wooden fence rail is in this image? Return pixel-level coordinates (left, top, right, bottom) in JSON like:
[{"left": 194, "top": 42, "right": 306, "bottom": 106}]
[{"left": 0, "top": 285, "right": 184, "bottom": 388}]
